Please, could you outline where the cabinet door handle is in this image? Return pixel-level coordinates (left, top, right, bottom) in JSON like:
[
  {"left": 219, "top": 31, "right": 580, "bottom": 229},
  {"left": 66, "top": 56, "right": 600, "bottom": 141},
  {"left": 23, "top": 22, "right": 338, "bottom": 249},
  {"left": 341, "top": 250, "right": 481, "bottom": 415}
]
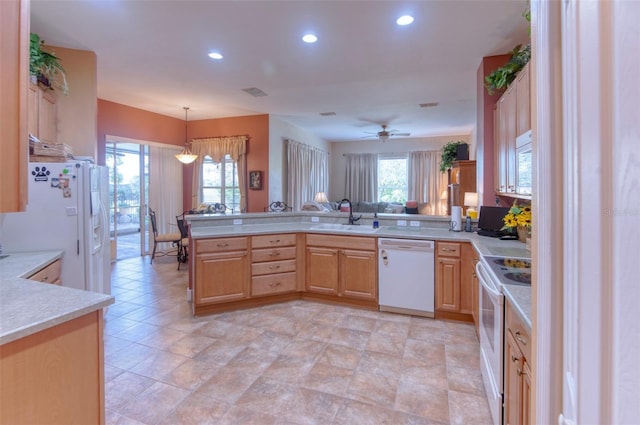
[
  {"left": 515, "top": 331, "right": 528, "bottom": 345},
  {"left": 270, "top": 239, "right": 281, "bottom": 244},
  {"left": 269, "top": 282, "right": 282, "bottom": 287},
  {"left": 517, "top": 368, "right": 523, "bottom": 376},
  {"left": 40, "top": 275, "right": 49, "bottom": 282},
  {"left": 217, "top": 243, "right": 229, "bottom": 247},
  {"left": 442, "top": 248, "right": 456, "bottom": 252},
  {"left": 269, "top": 251, "right": 280, "bottom": 257},
  {"left": 511, "top": 354, "right": 520, "bottom": 363},
  {"left": 269, "top": 265, "right": 280, "bottom": 270}
]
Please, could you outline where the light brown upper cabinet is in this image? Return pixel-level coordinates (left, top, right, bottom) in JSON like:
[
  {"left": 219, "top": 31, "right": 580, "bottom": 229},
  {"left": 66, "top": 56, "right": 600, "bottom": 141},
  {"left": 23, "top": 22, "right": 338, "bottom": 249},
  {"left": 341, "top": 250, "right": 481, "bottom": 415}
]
[{"left": 0, "top": 0, "right": 29, "bottom": 212}]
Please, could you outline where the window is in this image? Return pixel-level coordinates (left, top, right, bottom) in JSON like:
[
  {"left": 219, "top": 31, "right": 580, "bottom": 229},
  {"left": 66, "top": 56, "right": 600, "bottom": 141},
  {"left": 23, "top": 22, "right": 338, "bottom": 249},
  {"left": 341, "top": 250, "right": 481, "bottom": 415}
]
[
  {"left": 378, "top": 155, "right": 408, "bottom": 203},
  {"left": 201, "top": 154, "right": 240, "bottom": 211}
]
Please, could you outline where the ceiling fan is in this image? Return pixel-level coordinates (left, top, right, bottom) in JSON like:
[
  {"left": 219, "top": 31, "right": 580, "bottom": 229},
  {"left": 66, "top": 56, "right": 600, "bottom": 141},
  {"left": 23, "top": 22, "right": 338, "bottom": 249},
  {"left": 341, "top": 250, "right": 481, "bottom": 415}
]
[{"left": 365, "top": 124, "right": 411, "bottom": 142}]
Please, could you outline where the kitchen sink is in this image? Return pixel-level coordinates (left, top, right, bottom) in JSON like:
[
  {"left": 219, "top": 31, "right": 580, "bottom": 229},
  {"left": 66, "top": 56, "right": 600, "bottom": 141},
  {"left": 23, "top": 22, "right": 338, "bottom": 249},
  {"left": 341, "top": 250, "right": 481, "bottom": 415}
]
[{"left": 310, "top": 223, "right": 380, "bottom": 234}]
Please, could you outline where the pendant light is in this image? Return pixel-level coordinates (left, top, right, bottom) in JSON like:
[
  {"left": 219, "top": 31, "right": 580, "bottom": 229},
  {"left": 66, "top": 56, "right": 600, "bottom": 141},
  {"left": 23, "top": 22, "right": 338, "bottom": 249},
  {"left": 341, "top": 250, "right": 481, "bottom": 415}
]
[{"left": 175, "top": 107, "right": 197, "bottom": 164}]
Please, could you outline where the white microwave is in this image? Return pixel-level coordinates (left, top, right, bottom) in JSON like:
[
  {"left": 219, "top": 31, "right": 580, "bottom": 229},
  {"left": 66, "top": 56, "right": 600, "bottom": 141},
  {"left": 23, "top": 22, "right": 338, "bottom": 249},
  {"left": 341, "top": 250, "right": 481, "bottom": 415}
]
[{"left": 515, "top": 130, "right": 532, "bottom": 195}]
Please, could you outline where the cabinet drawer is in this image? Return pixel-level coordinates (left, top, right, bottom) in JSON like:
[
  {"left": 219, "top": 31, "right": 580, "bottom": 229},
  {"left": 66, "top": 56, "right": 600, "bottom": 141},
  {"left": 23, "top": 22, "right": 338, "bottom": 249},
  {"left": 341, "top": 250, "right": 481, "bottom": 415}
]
[
  {"left": 437, "top": 242, "right": 461, "bottom": 257},
  {"left": 252, "top": 246, "right": 297, "bottom": 262},
  {"left": 252, "top": 233, "right": 296, "bottom": 249},
  {"left": 28, "top": 259, "right": 62, "bottom": 285},
  {"left": 306, "top": 234, "right": 376, "bottom": 251},
  {"left": 506, "top": 302, "right": 531, "bottom": 360},
  {"left": 252, "top": 272, "right": 297, "bottom": 296},
  {"left": 196, "top": 237, "right": 247, "bottom": 253},
  {"left": 252, "top": 259, "right": 296, "bottom": 276}
]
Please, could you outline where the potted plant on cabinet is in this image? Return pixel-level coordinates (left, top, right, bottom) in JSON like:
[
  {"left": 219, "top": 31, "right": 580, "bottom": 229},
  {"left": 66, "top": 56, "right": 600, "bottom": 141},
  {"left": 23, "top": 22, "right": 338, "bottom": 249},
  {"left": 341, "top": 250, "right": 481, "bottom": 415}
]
[
  {"left": 440, "top": 141, "right": 469, "bottom": 173},
  {"left": 29, "top": 32, "right": 68, "bottom": 95}
]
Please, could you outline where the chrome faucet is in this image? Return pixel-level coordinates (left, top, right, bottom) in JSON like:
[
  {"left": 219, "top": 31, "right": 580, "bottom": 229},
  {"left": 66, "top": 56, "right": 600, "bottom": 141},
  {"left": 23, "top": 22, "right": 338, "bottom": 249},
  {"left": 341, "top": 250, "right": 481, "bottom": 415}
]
[{"left": 339, "top": 198, "right": 362, "bottom": 225}]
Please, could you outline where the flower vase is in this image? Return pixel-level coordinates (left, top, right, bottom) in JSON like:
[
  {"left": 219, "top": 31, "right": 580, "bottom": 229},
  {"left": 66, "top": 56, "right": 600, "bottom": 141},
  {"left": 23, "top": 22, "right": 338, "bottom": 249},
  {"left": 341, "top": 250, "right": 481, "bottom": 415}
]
[{"left": 517, "top": 226, "right": 531, "bottom": 243}]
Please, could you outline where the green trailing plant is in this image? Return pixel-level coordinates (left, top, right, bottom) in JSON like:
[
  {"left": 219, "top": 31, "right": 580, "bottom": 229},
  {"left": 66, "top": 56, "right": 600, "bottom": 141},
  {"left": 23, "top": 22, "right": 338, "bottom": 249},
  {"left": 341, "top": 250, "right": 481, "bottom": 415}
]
[
  {"left": 440, "top": 141, "right": 467, "bottom": 173},
  {"left": 484, "top": 3, "right": 531, "bottom": 95},
  {"left": 484, "top": 44, "right": 530, "bottom": 95},
  {"left": 29, "top": 33, "right": 68, "bottom": 95}
]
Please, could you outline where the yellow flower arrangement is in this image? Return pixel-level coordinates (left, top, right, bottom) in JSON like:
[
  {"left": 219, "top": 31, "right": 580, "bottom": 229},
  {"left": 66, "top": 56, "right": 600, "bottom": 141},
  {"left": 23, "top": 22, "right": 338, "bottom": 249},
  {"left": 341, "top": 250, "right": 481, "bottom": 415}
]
[{"left": 502, "top": 201, "right": 532, "bottom": 230}]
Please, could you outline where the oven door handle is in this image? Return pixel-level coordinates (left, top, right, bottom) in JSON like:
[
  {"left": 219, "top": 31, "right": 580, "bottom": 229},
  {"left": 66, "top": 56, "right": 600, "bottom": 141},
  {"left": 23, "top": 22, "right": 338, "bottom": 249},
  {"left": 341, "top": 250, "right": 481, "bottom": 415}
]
[{"left": 476, "top": 261, "right": 502, "bottom": 297}]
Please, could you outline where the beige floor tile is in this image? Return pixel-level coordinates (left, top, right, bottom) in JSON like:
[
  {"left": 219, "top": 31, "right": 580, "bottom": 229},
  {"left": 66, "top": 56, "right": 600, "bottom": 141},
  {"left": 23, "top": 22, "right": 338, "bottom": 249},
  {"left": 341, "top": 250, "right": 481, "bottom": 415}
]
[
  {"left": 329, "top": 327, "right": 371, "bottom": 350},
  {"left": 224, "top": 346, "right": 279, "bottom": 375},
  {"left": 216, "top": 405, "right": 279, "bottom": 425},
  {"left": 346, "top": 370, "right": 399, "bottom": 408},
  {"left": 129, "top": 350, "right": 189, "bottom": 380},
  {"left": 105, "top": 371, "right": 156, "bottom": 411},
  {"left": 195, "top": 368, "right": 260, "bottom": 404},
  {"left": 317, "top": 343, "right": 363, "bottom": 370},
  {"left": 296, "top": 321, "right": 335, "bottom": 342},
  {"left": 394, "top": 383, "right": 450, "bottom": 423},
  {"left": 160, "top": 392, "right": 231, "bottom": 424},
  {"left": 447, "top": 365, "right": 486, "bottom": 395},
  {"left": 160, "top": 357, "right": 221, "bottom": 390},
  {"left": 119, "top": 381, "right": 190, "bottom": 424},
  {"left": 356, "top": 350, "right": 403, "bottom": 380},
  {"left": 366, "top": 331, "right": 407, "bottom": 356},
  {"left": 167, "top": 334, "right": 216, "bottom": 358},
  {"left": 262, "top": 354, "right": 314, "bottom": 384},
  {"left": 445, "top": 342, "right": 481, "bottom": 370},
  {"left": 447, "top": 389, "right": 493, "bottom": 425},
  {"left": 334, "top": 398, "right": 397, "bottom": 425},
  {"left": 104, "top": 257, "right": 492, "bottom": 425},
  {"left": 302, "top": 362, "right": 355, "bottom": 397}
]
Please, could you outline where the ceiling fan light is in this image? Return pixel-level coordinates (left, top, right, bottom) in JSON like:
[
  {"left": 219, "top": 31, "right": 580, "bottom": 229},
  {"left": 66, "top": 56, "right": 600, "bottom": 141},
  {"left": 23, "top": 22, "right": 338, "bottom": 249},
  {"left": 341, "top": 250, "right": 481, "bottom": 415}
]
[{"left": 379, "top": 134, "right": 389, "bottom": 142}]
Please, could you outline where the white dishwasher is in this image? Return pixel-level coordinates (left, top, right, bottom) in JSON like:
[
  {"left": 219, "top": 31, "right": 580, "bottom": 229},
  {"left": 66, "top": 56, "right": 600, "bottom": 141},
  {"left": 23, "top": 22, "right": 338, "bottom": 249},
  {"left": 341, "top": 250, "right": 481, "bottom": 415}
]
[{"left": 378, "top": 238, "right": 435, "bottom": 317}]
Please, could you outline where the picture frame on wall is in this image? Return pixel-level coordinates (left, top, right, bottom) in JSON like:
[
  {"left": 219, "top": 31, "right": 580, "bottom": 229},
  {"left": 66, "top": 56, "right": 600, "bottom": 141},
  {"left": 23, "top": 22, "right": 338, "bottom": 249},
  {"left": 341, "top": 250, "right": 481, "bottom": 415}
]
[{"left": 249, "top": 171, "right": 262, "bottom": 190}]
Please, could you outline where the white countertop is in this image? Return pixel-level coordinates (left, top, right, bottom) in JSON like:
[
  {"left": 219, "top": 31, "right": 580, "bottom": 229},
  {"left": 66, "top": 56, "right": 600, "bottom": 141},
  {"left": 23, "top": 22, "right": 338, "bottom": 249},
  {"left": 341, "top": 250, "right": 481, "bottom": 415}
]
[
  {"left": 186, "top": 213, "right": 532, "bottom": 329},
  {"left": 0, "top": 251, "right": 114, "bottom": 345}
]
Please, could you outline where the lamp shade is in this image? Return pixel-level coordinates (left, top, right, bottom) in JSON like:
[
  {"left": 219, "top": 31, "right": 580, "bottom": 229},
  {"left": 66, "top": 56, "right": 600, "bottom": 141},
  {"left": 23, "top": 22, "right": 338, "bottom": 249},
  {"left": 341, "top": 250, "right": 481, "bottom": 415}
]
[
  {"left": 464, "top": 192, "right": 478, "bottom": 207},
  {"left": 314, "top": 192, "right": 329, "bottom": 203}
]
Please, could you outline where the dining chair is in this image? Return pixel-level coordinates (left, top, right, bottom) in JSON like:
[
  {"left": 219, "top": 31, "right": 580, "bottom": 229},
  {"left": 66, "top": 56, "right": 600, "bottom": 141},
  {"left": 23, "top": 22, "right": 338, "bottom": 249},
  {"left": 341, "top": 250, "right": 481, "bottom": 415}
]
[
  {"left": 148, "top": 208, "right": 181, "bottom": 264},
  {"left": 175, "top": 215, "right": 189, "bottom": 270}
]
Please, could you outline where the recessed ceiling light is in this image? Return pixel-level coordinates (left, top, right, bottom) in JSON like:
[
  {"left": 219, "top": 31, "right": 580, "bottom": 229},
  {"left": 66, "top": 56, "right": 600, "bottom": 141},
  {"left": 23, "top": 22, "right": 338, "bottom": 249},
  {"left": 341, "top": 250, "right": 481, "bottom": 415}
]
[
  {"left": 302, "top": 34, "right": 318, "bottom": 43},
  {"left": 208, "top": 52, "right": 223, "bottom": 60},
  {"left": 396, "top": 15, "right": 414, "bottom": 26}
]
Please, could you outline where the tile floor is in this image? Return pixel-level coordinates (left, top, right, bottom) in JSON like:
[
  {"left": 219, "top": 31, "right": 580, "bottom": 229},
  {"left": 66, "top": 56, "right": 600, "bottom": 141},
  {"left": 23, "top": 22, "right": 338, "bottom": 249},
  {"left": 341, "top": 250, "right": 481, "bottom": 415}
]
[{"left": 105, "top": 255, "right": 491, "bottom": 425}]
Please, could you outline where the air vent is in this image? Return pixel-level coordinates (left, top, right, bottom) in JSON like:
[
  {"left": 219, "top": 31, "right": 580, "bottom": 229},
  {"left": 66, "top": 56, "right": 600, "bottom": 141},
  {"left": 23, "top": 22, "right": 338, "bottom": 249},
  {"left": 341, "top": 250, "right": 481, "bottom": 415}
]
[
  {"left": 242, "top": 87, "right": 268, "bottom": 97},
  {"left": 319, "top": 112, "right": 336, "bottom": 116},
  {"left": 419, "top": 102, "right": 439, "bottom": 108}
]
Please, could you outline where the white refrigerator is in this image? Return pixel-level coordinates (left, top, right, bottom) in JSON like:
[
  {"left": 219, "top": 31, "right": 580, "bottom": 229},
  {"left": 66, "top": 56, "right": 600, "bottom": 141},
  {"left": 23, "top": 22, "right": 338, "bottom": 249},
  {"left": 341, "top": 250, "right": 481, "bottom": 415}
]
[{"left": 2, "top": 161, "right": 111, "bottom": 295}]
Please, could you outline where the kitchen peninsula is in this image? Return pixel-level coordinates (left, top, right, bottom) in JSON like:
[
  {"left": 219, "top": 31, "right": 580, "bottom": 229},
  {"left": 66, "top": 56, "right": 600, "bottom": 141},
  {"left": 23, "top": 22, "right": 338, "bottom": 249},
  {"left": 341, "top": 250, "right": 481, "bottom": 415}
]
[
  {"left": 0, "top": 251, "right": 114, "bottom": 424},
  {"left": 186, "top": 211, "right": 531, "bottom": 327}
]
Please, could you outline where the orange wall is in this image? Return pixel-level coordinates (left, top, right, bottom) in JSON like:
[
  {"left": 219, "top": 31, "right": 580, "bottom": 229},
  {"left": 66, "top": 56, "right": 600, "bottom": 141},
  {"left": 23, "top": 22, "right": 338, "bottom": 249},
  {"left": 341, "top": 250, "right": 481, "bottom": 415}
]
[{"left": 97, "top": 100, "right": 269, "bottom": 212}]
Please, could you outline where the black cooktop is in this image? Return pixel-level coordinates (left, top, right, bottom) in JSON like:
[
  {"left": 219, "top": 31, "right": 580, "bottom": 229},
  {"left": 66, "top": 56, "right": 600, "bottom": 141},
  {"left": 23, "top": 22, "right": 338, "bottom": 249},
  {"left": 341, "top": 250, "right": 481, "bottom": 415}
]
[{"left": 484, "top": 256, "right": 532, "bottom": 286}]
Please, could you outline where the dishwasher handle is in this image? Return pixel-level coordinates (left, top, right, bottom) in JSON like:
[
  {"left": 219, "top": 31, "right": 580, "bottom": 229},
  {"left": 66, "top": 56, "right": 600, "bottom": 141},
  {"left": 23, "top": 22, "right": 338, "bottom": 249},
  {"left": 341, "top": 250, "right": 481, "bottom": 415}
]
[{"left": 380, "top": 249, "right": 389, "bottom": 266}]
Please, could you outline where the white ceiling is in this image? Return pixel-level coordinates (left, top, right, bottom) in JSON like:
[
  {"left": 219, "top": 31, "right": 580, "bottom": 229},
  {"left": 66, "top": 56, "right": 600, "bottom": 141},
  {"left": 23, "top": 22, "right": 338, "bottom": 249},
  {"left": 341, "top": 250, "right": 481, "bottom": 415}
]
[{"left": 31, "top": 1, "right": 529, "bottom": 142}]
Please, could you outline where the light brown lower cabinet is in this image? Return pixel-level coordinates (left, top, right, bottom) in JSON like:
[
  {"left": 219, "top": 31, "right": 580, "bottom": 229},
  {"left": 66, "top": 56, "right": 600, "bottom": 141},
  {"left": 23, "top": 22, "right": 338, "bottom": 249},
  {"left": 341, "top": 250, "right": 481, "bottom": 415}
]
[
  {"left": 27, "top": 258, "right": 62, "bottom": 285},
  {"left": 435, "top": 241, "right": 473, "bottom": 322},
  {"left": 0, "top": 310, "right": 105, "bottom": 424},
  {"left": 305, "top": 234, "right": 377, "bottom": 304},
  {"left": 504, "top": 299, "right": 532, "bottom": 425},
  {"left": 194, "top": 237, "right": 249, "bottom": 307}
]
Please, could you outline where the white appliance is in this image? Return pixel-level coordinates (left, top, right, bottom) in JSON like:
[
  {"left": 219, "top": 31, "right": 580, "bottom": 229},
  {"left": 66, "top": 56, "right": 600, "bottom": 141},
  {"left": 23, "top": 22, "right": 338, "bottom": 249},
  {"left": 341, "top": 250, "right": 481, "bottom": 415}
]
[
  {"left": 378, "top": 238, "right": 435, "bottom": 317},
  {"left": 2, "top": 161, "right": 111, "bottom": 295},
  {"left": 476, "top": 259, "right": 505, "bottom": 425}
]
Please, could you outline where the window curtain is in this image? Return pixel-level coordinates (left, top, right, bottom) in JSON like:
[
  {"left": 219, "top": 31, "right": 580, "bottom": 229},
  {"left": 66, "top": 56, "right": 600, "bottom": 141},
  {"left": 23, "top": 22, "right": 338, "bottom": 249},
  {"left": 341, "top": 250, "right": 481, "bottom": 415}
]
[
  {"left": 148, "top": 146, "right": 183, "bottom": 241},
  {"left": 408, "top": 150, "right": 447, "bottom": 215},
  {"left": 190, "top": 136, "right": 247, "bottom": 211},
  {"left": 285, "top": 139, "right": 329, "bottom": 211},
  {"left": 344, "top": 153, "right": 378, "bottom": 201}
]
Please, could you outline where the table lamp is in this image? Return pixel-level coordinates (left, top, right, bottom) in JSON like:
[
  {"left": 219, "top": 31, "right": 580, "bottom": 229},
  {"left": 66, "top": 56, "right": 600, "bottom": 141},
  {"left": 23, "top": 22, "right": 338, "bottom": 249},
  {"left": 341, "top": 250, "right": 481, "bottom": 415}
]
[
  {"left": 464, "top": 192, "right": 478, "bottom": 219},
  {"left": 314, "top": 192, "right": 329, "bottom": 204}
]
